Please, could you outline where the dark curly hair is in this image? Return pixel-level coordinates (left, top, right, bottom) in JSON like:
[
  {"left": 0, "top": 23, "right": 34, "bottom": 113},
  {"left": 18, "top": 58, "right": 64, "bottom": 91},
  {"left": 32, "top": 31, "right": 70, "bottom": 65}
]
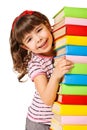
[{"left": 9, "top": 10, "right": 52, "bottom": 81}]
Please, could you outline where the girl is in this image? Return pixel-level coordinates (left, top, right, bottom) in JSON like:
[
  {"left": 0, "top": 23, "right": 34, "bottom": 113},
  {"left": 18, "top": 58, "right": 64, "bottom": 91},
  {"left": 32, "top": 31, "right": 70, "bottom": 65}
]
[{"left": 9, "top": 10, "right": 73, "bottom": 130}]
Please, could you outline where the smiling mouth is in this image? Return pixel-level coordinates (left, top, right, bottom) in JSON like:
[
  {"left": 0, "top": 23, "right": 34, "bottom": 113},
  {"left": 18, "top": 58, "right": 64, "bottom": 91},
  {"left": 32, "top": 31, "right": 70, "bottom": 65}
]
[{"left": 39, "top": 39, "right": 48, "bottom": 48}]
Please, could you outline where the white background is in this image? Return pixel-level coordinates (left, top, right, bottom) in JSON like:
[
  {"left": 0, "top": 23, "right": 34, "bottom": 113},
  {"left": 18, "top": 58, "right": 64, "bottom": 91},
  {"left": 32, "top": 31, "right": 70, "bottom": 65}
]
[{"left": 0, "top": 0, "right": 86, "bottom": 130}]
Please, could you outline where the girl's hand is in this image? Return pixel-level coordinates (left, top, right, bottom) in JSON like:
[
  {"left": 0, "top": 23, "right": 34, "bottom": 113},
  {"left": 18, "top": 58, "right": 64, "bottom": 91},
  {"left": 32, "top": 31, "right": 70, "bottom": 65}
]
[{"left": 53, "top": 56, "right": 74, "bottom": 80}]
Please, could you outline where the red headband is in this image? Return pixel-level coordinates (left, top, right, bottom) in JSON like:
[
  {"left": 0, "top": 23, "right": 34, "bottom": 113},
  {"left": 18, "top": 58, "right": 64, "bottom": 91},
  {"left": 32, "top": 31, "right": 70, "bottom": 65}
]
[{"left": 12, "top": 10, "right": 34, "bottom": 31}]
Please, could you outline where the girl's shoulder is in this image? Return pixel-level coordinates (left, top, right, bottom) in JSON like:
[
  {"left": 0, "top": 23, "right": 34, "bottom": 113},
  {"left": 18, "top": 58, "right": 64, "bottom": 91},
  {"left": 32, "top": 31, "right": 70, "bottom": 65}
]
[
  {"left": 28, "top": 53, "right": 54, "bottom": 70},
  {"left": 28, "top": 53, "right": 54, "bottom": 80},
  {"left": 28, "top": 53, "right": 42, "bottom": 69}
]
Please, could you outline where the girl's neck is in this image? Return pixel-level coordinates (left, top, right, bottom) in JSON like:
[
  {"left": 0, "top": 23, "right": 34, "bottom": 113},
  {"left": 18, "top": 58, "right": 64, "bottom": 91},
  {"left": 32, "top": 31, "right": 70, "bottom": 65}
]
[{"left": 38, "top": 48, "right": 55, "bottom": 57}]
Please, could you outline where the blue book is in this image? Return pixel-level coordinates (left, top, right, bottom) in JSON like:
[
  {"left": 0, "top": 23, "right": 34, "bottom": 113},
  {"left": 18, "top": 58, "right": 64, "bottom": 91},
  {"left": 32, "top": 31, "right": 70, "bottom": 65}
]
[
  {"left": 62, "top": 74, "right": 87, "bottom": 85},
  {"left": 56, "top": 45, "right": 87, "bottom": 56}
]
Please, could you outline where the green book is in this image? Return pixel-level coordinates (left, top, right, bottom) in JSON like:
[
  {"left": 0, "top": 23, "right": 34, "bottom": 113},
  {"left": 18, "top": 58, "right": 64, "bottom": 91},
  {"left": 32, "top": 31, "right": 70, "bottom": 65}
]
[
  {"left": 58, "top": 84, "right": 87, "bottom": 95},
  {"left": 53, "top": 6, "right": 87, "bottom": 23},
  {"left": 68, "top": 63, "right": 87, "bottom": 75}
]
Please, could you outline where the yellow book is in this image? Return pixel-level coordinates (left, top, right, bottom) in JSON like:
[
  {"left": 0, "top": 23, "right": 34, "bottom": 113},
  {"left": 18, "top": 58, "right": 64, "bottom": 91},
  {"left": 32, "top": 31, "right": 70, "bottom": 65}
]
[
  {"left": 52, "top": 102, "right": 87, "bottom": 116},
  {"left": 50, "top": 123, "right": 87, "bottom": 130},
  {"left": 54, "top": 35, "right": 87, "bottom": 50}
]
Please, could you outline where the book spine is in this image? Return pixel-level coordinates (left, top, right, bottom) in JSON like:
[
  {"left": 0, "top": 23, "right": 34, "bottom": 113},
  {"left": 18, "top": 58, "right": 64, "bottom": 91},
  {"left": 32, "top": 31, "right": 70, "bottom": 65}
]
[
  {"left": 62, "top": 125, "right": 87, "bottom": 130},
  {"left": 66, "top": 55, "right": 87, "bottom": 63},
  {"left": 58, "top": 83, "right": 87, "bottom": 95},
  {"left": 62, "top": 74, "right": 87, "bottom": 85},
  {"left": 65, "top": 17, "right": 87, "bottom": 26},
  {"left": 54, "top": 35, "right": 87, "bottom": 46},
  {"left": 64, "top": 7, "right": 87, "bottom": 18},
  {"left": 58, "top": 95, "right": 87, "bottom": 105},
  {"left": 59, "top": 116, "right": 87, "bottom": 124},
  {"left": 66, "top": 25, "right": 87, "bottom": 36},
  {"left": 55, "top": 45, "right": 87, "bottom": 56},
  {"left": 67, "top": 63, "right": 87, "bottom": 75},
  {"left": 66, "top": 45, "right": 87, "bottom": 56},
  {"left": 52, "top": 102, "right": 87, "bottom": 115}
]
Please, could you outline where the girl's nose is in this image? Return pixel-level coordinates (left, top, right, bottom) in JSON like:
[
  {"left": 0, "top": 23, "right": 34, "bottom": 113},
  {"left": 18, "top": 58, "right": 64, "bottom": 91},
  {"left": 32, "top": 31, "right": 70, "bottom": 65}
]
[{"left": 35, "top": 35, "right": 42, "bottom": 43}]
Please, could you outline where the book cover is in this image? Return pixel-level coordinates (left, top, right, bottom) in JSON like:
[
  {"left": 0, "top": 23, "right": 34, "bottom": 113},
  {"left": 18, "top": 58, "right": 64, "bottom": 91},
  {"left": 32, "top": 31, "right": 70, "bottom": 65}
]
[
  {"left": 54, "top": 35, "right": 87, "bottom": 49},
  {"left": 54, "top": 55, "right": 87, "bottom": 64},
  {"left": 52, "top": 102, "right": 87, "bottom": 115},
  {"left": 58, "top": 83, "right": 87, "bottom": 95},
  {"left": 52, "top": 114, "right": 87, "bottom": 124},
  {"left": 53, "top": 25, "right": 87, "bottom": 40},
  {"left": 57, "top": 94, "right": 87, "bottom": 105},
  {"left": 67, "top": 63, "right": 87, "bottom": 75},
  {"left": 53, "top": 17, "right": 87, "bottom": 30},
  {"left": 56, "top": 45, "right": 87, "bottom": 56},
  {"left": 53, "top": 6, "right": 87, "bottom": 23},
  {"left": 62, "top": 74, "right": 87, "bottom": 85},
  {"left": 50, "top": 123, "right": 87, "bottom": 130},
  {"left": 65, "top": 55, "right": 87, "bottom": 63}
]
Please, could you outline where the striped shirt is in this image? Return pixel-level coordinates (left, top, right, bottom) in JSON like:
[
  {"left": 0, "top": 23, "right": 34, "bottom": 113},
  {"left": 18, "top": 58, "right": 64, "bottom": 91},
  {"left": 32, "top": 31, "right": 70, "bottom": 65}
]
[{"left": 27, "top": 53, "right": 54, "bottom": 125}]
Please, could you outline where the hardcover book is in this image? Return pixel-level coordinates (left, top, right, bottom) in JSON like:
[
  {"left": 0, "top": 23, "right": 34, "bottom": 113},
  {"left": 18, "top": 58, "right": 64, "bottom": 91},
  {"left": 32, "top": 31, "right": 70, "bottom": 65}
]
[
  {"left": 53, "top": 6, "right": 87, "bottom": 23},
  {"left": 56, "top": 45, "right": 87, "bottom": 57},
  {"left": 53, "top": 17, "right": 87, "bottom": 31},
  {"left": 58, "top": 83, "right": 87, "bottom": 95},
  {"left": 52, "top": 102, "right": 87, "bottom": 115},
  {"left": 57, "top": 94, "right": 87, "bottom": 105},
  {"left": 50, "top": 123, "right": 87, "bottom": 130},
  {"left": 54, "top": 55, "right": 87, "bottom": 64},
  {"left": 62, "top": 74, "right": 87, "bottom": 85},
  {"left": 54, "top": 35, "right": 87, "bottom": 49},
  {"left": 53, "top": 25, "right": 87, "bottom": 40},
  {"left": 51, "top": 114, "right": 87, "bottom": 124},
  {"left": 65, "top": 55, "right": 87, "bottom": 63},
  {"left": 67, "top": 63, "right": 87, "bottom": 75}
]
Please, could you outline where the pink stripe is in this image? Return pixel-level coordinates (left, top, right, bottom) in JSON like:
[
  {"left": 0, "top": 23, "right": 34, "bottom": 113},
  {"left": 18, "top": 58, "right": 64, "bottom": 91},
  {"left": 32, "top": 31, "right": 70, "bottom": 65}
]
[
  {"left": 29, "top": 107, "right": 52, "bottom": 116},
  {"left": 27, "top": 114, "right": 51, "bottom": 125},
  {"left": 66, "top": 55, "right": 87, "bottom": 63}
]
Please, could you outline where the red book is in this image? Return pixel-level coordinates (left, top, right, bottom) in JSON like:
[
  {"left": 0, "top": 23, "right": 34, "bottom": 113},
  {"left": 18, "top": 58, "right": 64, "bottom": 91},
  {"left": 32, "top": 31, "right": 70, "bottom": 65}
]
[
  {"left": 57, "top": 94, "right": 87, "bottom": 105},
  {"left": 53, "top": 24, "right": 87, "bottom": 40}
]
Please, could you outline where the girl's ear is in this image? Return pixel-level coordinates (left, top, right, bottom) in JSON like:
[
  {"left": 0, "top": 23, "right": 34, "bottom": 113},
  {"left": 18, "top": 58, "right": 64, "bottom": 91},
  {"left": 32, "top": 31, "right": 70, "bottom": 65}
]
[{"left": 20, "top": 44, "right": 29, "bottom": 50}]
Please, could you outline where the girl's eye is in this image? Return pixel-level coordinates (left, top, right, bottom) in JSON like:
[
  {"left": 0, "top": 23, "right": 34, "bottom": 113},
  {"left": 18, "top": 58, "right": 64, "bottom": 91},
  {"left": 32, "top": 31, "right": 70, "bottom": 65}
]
[
  {"left": 27, "top": 37, "right": 32, "bottom": 43},
  {"left": 37, "top": 28, "right": 42, "bottom": 32}
]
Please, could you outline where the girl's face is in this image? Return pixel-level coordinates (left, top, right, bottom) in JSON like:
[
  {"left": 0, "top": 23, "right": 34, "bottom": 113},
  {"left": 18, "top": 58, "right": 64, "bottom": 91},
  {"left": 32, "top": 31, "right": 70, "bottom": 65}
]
[{"left": 23, "top": 24, "right": 53, "bottom": 56}]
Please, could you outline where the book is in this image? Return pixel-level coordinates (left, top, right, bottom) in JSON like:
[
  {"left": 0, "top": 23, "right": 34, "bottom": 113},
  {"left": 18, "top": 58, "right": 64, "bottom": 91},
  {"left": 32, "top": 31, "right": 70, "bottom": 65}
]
[
  {"left": 52, "top": 102, "right": 87, "bottom": 115},
  {"left": 67, "top": 63, "right": 87, "bottom": 75},
  {"left": 54, "top": 35, "right": 87, "bottom": 49},
  {"left": 66, "top": 55, "right": 87, "bottom": 63},
  {"left": 62, "top": 74, "right": 87, "bottom": 85},
  {"left": 57, "top": 94, "right": 87, "bottom": 105},
  {"left": 54, "top": 55, "right": 87, "bottom": 64},
  {"left": 58, "top": 83, "right": 87, "bottom": 95},
  {"left": 53, "top": 25, "right": 87, "bottom": 40},
  {"left": 53, "top": 17, "right": 87, "bottom": 31},
  {"left": 56, "top": 45, "right": 87, "bottom": 56},
  {"left": 50, "top": 123, "right": 87, "bottom": 130},
  {"left": 51, "top": 114, "right": 87, "bottom": 124},
  {"left": 53, "top": 6, "right": 87, "bottom": 23}
]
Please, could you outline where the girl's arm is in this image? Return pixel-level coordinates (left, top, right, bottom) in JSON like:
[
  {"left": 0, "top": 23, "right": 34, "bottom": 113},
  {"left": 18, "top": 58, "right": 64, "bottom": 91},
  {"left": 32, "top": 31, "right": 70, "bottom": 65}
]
[{"left": 34, "top": 56, "right": 73, "bottom": 106}]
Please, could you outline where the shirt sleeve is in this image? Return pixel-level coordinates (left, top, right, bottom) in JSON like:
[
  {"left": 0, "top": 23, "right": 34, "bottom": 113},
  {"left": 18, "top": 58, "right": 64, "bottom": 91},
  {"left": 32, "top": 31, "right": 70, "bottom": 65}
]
[{"left": 28, "top": 60, "right": 45, "bottom": 81}]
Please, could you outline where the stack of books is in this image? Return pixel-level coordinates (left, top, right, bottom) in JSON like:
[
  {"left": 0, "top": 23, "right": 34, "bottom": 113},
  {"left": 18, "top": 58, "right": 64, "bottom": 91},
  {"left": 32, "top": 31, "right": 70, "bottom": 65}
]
[{"left": 50, "top": 6, "right": 87, "bottom": 130}]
